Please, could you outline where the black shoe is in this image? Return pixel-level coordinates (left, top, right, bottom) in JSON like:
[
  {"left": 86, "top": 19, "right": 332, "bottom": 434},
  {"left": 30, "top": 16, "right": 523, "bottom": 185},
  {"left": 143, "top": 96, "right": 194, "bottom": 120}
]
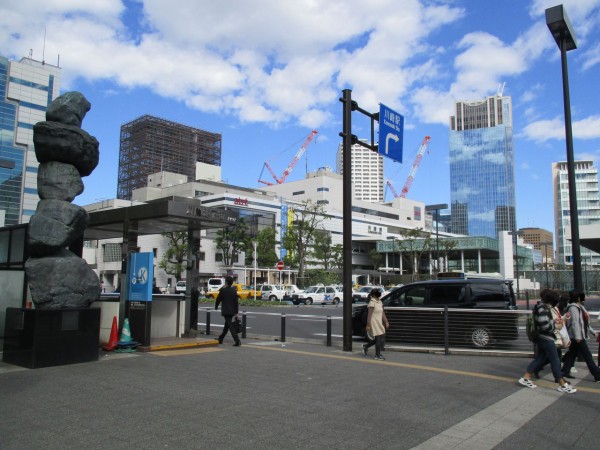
[
  {"left": 233, "top": 342, "right": 241, "bottom": 347},
  {"left": 216, "top": 337, "right": 223, "bottom": 344}
]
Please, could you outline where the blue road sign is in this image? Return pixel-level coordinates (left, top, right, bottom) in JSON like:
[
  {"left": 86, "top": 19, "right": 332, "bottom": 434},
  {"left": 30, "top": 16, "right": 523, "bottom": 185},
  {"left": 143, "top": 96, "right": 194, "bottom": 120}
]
[{"left": 379, "top": 104, "right": 404, "bottom": 163}]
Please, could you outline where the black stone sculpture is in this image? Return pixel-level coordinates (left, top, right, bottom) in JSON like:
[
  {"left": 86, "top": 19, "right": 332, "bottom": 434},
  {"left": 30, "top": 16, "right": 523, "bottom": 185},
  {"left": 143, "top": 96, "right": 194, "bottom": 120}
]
[{"left": 25, "top": 92, "right": 101, "bottom": 309}]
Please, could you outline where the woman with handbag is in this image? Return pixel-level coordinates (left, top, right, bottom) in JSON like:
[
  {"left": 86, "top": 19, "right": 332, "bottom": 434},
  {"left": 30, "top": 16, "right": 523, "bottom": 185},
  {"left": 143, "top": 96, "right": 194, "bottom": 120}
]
[{"left": 535, "top": 292, "right": 570, "bottom": 379}]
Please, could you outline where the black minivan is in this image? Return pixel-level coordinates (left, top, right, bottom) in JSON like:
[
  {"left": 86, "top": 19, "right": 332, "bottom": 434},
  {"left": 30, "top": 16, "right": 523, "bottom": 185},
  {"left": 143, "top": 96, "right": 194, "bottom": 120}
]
[{"left": 352, "top": 279, "right": 519, "bottom": 348}]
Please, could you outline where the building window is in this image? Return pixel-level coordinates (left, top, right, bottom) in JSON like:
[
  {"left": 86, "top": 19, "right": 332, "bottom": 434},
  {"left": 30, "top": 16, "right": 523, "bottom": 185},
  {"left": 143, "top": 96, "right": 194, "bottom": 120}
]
[
  {"left": 292, "top": 190, "right": 305, "bottom": 196},
  {"left": 317, "top": 187, "right": 329, "bottom": 192},
  {"left": 103, "top": 243, "right": 121, "bottom": 262},
  {"left": 215, "top": 253, "right": 223, "bottom": 262},
  {"left": 199, "top": 252, "right": 205, "bottom": 261}
]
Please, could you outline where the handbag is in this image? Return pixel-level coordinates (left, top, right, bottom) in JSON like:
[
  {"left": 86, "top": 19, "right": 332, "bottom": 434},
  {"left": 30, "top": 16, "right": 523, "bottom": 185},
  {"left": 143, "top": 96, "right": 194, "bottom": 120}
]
[
  {"left": 558, "top": 325, "right": 571, "bottom": 348},
  {"left": 232, "top": 316, "right": 242, "bottom": 334}
]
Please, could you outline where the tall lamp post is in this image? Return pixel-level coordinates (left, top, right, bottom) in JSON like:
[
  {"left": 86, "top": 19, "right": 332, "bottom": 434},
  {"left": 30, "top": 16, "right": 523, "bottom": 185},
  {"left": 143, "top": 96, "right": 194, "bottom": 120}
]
[
  {"left": 425, "top": 204, "right": 448, "bottom": 273},
  {"left": 540, "top": 240, "right": 553, "bottom": 289},
  {"left": 546, "top": 5, "right": 583, "bottom": 293},
  {"left": 252, "top": 240, "right": 258, "bottom": 301}
]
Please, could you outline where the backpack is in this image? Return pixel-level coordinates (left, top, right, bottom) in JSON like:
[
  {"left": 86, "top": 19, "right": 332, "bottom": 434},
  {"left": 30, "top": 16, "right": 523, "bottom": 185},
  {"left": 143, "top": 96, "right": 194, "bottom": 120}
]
[{"left": 526, "top": 312, "right": 539, "bottom": 342}]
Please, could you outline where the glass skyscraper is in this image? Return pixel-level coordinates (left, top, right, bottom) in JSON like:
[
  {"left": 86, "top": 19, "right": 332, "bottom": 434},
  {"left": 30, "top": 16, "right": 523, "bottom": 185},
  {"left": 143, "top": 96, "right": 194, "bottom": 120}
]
[
  {"left": 0, "top": 55, "right": 60, "bottom": 226},
  {"left": 448, "top": 94, "right": 516, "bottom": 238}
]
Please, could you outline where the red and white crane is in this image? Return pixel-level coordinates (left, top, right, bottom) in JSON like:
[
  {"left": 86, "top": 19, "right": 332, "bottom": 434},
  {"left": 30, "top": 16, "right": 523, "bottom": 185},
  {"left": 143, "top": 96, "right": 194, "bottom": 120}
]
[
  {"left": 258, "top": 130, "right": 318, "bottom": 186},
  {"left": 388, "top": 136, "right": 431, "bottom": 198}
]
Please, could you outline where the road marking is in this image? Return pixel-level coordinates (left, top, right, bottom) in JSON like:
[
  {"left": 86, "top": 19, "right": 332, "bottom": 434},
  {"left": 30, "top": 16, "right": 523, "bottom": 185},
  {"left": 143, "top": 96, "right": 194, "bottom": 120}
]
[
  {"left": 150, "top": 348, "right": 223, "bottom": 356},
  {"left": 410, "top": 377, "right": 583, "bottom": 449},
  {"left": 245, "top": 345, "right": 600, "bottom": 394}
]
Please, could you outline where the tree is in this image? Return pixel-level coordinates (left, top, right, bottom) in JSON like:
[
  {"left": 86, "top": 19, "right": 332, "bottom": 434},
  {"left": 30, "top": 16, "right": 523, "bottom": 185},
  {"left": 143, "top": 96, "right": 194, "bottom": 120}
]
[
  {"left": 310, "top": 230, "right": 335, "bottom": 270},
  {"left": 439, "top": 239, "right": 458, "bottom": 272},
  {"left": 249, "top": 227, "right": 279, "bottom": 268},
  {"left": 215, "top": 219, "right": 249, "bottom": 267},
  {"left": 398, "top": 227, "right": 432, "bottom": 281},
  {"left": 368, "top": 248, "right": 383, "bottom": 271},
  {"left": 331, "top": 244, "right": 344, "bottom": 270},
  {"left": 158, "top": 231, "right": 188, "bottom": 281},
  {"left": 282, "top": 200, "right": 327, "bottom": 281}
]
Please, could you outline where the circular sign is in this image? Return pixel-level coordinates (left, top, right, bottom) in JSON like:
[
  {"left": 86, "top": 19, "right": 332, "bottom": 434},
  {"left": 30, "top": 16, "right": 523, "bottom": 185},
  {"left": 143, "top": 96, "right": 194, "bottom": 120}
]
[{"left": 276, "top": 261, "right": 284, "bottom": 271}]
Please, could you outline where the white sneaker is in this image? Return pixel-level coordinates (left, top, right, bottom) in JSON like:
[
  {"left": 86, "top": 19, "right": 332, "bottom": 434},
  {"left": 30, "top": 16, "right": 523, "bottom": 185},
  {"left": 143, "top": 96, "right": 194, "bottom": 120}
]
[
  {"left": 518, "top": 377, "right": 537, "bottom": 389},
  {"left": 557, "top": 383, "right": 577, "bottom": 394},
  {"left": 570, "top": 367, "right": 578, "bottom": 374}
]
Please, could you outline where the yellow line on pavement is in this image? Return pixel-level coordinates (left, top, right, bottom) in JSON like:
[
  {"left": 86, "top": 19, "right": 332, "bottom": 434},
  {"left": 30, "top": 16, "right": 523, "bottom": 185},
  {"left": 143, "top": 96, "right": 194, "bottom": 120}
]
[
  {"left": 246, "top": 345, "right": 600, "bottom": 394},
  {"left": 150, "top": 347, "right": 223, "bottom": 356}
]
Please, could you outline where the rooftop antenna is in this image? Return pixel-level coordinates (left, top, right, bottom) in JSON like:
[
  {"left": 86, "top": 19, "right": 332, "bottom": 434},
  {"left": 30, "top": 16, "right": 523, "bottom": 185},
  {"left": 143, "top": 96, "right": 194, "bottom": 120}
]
[{"left": 42, "top": 26, "right": 46, "bottom": 64}]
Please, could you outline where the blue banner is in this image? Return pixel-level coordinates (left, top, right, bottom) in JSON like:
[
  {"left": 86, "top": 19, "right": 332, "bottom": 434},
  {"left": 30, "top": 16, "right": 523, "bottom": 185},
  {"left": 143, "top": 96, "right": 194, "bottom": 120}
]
[{"left": 128, "top": 252, "right": 154, "bottom": 301}]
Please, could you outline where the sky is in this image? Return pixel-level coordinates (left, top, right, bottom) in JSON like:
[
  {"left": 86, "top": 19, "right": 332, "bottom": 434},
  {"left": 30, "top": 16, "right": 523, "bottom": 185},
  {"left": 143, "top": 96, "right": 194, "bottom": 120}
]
[{"left": 1, "top": 0, "right": 600, "bottom": 235}]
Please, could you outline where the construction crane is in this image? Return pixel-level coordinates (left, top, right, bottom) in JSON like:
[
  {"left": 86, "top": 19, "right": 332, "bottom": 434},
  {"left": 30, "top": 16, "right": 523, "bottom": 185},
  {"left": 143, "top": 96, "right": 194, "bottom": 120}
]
[
  {"left": 387, "top": 136, "right": 431, "bottom": 199},
  {"left": 258, "top": 130, "right": 318, "bottom": 186}
]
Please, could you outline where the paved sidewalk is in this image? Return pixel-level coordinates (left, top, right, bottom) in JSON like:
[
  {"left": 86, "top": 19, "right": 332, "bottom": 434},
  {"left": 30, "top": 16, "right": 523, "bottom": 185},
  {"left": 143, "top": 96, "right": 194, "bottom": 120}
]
[{"left": 1, "top": 338, "right": 599, "bottom": 449}]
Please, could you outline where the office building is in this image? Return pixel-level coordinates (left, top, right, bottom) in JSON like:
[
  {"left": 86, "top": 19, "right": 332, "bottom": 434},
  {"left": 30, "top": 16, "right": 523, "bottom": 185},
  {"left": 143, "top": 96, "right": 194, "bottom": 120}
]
[
  {"left": 552, "top": 160, "right": 600, "bottom": 267},
  {"left": 336, "top": 140, "right": 384, "bottom": 202},
  {"left": 519, "top": 227, "right": 554, "bottom": 264},
  {"left": 117, "top": 115, "right": 222, "bottom": 200},
  {"left": 449, "top": 94, "right": 516, "bottom": 238},
  {"left": 0, "top": 55, "right": 61, "bottom": 225}
]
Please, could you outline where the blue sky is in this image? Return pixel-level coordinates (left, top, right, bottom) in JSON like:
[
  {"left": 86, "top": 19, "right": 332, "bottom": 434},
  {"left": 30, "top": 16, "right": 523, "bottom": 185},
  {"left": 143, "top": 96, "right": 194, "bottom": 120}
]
[{"left": 2, "top": 0, "right": 600, "bottom": 235}]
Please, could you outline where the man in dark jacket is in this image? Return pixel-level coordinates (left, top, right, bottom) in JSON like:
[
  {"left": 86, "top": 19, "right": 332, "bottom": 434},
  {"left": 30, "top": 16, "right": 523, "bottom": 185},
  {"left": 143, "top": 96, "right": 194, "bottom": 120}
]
[{"left": 215, "top": 276, "right": 241, "bottom": 346}]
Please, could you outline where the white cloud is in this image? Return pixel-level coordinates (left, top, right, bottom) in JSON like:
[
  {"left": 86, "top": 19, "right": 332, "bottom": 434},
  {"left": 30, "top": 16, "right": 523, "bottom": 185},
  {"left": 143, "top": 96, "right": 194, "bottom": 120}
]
[
  {"left": 470, "top": 210, "right": 495, "bottom": 222},
  {"left": 522, "top": 115, "right": 600, "bottom": 142}
]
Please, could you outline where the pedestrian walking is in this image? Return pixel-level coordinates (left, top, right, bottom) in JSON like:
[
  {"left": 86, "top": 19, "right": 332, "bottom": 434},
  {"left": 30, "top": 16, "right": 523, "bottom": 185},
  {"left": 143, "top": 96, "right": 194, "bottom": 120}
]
[
  {"left": 561, "top": 291, "right": 600, "bottom": 382},
  {"left": 518, "top": 290, "right": 576, "bottom": 393},
  {"left": 362, "top": 288, "right": 389, "bottom": 360},
  {"left": 534, "top": 290, "right": 569, "bottom": 379},
  {"left": 215, "top": 276, "right": 241, "bottom": 346}
]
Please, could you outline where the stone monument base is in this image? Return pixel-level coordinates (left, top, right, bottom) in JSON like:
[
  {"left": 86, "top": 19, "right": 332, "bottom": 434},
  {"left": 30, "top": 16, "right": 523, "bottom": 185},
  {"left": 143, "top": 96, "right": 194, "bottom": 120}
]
[{"left": 2, "top": 307, "right": 100, "bottom": 369}]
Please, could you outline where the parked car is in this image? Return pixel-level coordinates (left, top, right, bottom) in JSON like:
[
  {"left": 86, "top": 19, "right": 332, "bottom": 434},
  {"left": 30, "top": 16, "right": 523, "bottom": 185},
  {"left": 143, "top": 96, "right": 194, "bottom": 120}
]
[
  {"left": 283, "top": 284, "right": 304, "bottom": 298},
  {"left": 205, "top": 283, "right": 262, "bottom": 300},
  {"left": 352, "top": 285, "right": 385, "bottom": 303},
  {"left": 259, "top": 284, "right": 287, "bottom": 301},
  {"left": 352, "top": 279, "right": 518, "bottom": 348},
  {"left": 292, "top": 285, "right": 343, "bottom": 305},
  {"left": 175, "top": 281, "right": 186, "bottom": 293},
  {"left": 206, "top": 277, "right": 226, "bottom": 293}
]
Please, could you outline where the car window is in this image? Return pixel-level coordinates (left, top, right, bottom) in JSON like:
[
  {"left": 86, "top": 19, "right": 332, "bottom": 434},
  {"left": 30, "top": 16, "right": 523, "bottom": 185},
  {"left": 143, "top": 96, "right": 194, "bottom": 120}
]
[
  {"left": 399, "top": 287, "right": 426, "bottom": 306},
  {"left": 325, "top": 287, "right": 335, "bottom": 294},
  {"left": 427, "top": 285, "right": 466, "bottom": 305}
]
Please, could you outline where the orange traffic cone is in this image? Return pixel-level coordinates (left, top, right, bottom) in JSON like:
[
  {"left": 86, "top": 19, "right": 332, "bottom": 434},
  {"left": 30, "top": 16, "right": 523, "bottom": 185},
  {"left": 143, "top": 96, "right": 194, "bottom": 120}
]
[{"left": 102, "top": 316, "right": 119, "bottom": 351}]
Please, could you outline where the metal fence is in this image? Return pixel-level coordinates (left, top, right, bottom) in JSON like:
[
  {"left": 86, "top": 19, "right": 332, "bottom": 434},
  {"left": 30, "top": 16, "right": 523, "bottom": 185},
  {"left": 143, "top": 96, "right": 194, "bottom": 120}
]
[{"left": 199, "top": 307, "right": 600, "bottom": 357}]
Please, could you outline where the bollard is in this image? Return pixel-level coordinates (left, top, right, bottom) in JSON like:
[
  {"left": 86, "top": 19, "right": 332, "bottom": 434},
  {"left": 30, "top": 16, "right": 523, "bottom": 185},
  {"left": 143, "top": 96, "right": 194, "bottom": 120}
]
[
  {"left": 281, "top": 313, "right": 286, "bottom": 343},
  {"left": 443, "top": 306, "right": 449, "bottom": 356},
  {"left": 525, "top": 291, "right": 530, "bottom": 310},
  {"left": 326, "top": 316, "right": 332, "bottom": 347},
  {"left": 242, "top": 311, "right": 247, "bottom": 339},
  {"left": 206, "top": 310, "right": 211, "bottom": 335}
]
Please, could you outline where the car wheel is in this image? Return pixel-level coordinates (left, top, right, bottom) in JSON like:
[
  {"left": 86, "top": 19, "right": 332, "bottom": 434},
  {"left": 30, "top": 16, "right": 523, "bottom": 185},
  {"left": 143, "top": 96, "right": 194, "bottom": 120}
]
[
  {"left": 292, "top": 301, "right": 299, "bottom": 305},
  {"left": 332, "top": 298, "right": 340, "bottom": 305},
  {"left": 469, "top": 327, "right": 492, "bottom": 348},
  {"left": 305, "top": 298, "right": 313, "bottom": 305},
  {"left": 269, "top": 295, "right": 277, "bottom": 301}
]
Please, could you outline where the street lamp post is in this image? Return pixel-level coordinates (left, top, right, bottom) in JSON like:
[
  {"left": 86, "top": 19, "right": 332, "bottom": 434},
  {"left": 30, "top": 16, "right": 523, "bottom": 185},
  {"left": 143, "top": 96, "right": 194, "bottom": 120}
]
[
  {"left": 425, "top": 204, "right": 448, "bottom": 273},
  {"left": 540, "top": 240, "right": 553, "bottom": 289},
  {"left": 252, "top": 240, "right": 258, "bottom": 301},
  {"left": 546, "top": 5, "right": 583, "bottom": 293}
]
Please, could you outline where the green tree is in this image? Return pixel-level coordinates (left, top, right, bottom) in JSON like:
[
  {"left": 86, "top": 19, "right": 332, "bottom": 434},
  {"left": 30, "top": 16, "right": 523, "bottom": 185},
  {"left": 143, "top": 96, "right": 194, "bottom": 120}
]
[
  {"left": 248, "top": 227, "right": 279, "bottom": 268},
  {"left": 158, "top": 231, "right": 188, "bottom": 281},
  {"left": 398, "top": 227, "right": 432, "bottom": 281},
  {"left": 215, "top": 219, "right": 249, "bottom": 266},
  {"left": 310, "top": 230, "right": 335, "bottom": 270},
  {"left": 282, "top": 200, "right": 327, "bottom": 281},
  {"left": 368, "top": 248, "right": 383, "bottom": 271},
  {"left": 331, "top": 244, "right": 344, "bottom": 270}
]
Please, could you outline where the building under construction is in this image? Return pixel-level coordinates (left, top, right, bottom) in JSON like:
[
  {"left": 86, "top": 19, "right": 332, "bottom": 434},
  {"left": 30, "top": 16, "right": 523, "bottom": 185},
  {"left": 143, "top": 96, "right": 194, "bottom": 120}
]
[{"left": 117, "top": 115, "right": 222, "bottom": 199}]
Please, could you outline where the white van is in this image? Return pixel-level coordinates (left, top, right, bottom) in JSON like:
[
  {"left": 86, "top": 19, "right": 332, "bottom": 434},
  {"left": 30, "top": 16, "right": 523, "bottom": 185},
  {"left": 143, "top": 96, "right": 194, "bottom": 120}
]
[{"left": 207, "top": 277, "right": 226, "bottom": 293}]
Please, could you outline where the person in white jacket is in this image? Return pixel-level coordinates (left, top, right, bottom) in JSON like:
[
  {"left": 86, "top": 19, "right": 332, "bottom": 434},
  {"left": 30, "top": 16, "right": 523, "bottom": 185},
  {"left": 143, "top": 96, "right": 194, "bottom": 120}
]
[{"left": 561, "top": 291, "right": 600, "bottom": 382}]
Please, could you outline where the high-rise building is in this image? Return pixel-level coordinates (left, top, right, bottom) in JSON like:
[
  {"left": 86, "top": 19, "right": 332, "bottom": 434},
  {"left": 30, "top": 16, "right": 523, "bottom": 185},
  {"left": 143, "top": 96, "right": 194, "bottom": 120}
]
[
  {"left": 336, "top": 140, "right": 384, "bottom": 203},
  {"left": 117, "top": 115, "right": 222, "bottom": 200},
  {"left": 552, "top": 160, "right": 600, "bottom": 267},
  {"left": 449, "top": 94, "right": 515, "bottom": 238},
  {"left": 519, "top": 227, "right": 554, "bottom": 264},
  {"left": 0, "top": 55, "right": 61, "bottom": 225}
]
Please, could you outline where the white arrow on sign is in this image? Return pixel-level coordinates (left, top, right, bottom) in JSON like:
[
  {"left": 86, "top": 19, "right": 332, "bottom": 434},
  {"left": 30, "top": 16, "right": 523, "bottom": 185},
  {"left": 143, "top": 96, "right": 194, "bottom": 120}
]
[{"left": 385, "top": 133, "right": 399, "bottom": 155}]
